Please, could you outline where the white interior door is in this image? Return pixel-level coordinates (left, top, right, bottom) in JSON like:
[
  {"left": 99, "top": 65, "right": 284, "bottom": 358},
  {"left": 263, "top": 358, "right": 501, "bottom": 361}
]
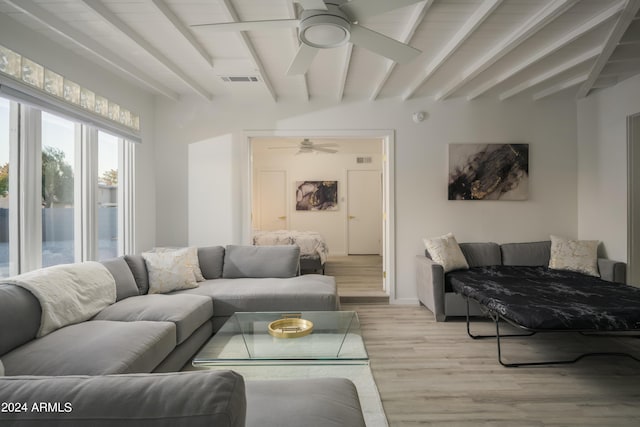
[
  {"left": 259, "top": 170, "right": 287, "bottom": 231},
  {"left": 347, "top": 170, "right": 382, "bottom": 254},
  {"left": 629, "top": 113, "right": 640, "bottom": 285}
]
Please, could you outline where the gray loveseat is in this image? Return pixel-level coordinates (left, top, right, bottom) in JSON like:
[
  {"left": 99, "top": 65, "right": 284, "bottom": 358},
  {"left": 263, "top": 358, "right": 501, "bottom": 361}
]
[
  {"left": 416, "top": 240, "right": 627, "bottom": 322},
  {"left": 0, "top": 245, "right": 365, "bottom": 426}
]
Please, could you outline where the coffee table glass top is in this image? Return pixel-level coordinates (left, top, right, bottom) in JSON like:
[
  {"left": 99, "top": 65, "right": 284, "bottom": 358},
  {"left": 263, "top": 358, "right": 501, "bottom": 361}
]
[{"left": 193, "top": 311, "right": 369, "bottom": 366}]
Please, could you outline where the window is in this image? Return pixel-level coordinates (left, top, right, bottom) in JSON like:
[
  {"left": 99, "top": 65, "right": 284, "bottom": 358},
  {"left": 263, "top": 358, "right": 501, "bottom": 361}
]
[
  {"left": 97, "top": 131, "right": 120, "bottom": 260},
  {"left": 0, "top": 96, "right": 134, "bottom": 276},
  {"left": 41, "top": 112, "right": 76, "bottom": 267},
  {"left": 0, "top": 98, "right": 10, "bottom": 275}
]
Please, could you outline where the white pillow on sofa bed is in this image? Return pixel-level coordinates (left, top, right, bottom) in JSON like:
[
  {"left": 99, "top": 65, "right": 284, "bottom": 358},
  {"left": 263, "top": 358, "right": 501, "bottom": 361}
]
[
  {"left": 142, "top": 248, "right": 198, "bottom": 294},
  {"left": 152, "top": 246, "right": 205, "bottom": 282},
  {"left": 549, "top": 235, "right": 600, "bottom": 277},
  {"left": 423, "top": 232, "right": 469, "bottom": 273}
]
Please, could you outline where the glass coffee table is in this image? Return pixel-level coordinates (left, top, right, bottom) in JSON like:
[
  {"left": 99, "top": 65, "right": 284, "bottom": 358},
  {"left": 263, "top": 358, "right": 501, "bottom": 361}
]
[{"left": 192, "top": 311, "right": 369, "bottom": 366}]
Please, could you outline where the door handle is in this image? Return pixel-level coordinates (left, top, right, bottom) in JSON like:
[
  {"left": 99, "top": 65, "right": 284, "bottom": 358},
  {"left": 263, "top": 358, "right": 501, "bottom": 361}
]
[
  {"left": 278, "top": 216, "right": 286, "bottom": 220},
  {"left": 349, "top": 215, "right": 356, "bottom": 219}
]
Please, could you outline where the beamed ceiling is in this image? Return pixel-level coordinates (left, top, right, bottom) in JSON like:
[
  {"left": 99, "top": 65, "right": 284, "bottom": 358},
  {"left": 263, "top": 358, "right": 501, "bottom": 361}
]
[{"left": 1, "top": 0, "right": 639, "bottom": 103}]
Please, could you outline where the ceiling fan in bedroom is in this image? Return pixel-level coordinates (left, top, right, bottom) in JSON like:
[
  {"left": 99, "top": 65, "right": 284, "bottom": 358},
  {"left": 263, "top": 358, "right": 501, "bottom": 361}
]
[
  {"left": 269, "top": 139, "right": 338, "bottom": 154},
  {"left": 192, "top": 0, "right": 423, "bottom": 75}
]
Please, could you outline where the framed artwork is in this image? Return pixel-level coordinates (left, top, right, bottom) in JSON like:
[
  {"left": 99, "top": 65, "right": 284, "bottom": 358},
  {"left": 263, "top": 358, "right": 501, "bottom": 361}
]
[
  {"left": 295, "top": 181, "right": 338, "bottom": 211},
  {"left": 448, "top": 143, "right": 529, "bottom": 201}
]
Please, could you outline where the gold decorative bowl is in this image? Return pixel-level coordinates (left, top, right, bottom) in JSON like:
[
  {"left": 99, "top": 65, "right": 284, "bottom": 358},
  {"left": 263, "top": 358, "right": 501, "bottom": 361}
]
[{"left": 268, "top": 317, "right": 314, "bottom": 339}]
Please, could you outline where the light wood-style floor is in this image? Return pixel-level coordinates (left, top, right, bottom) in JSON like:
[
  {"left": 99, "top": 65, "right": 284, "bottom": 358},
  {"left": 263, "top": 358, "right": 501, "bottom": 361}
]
[
  {"left": 324, "top": 255, "right": 388, "bottom": 303},
  {"left": 343, "top": 303, "right": 640, "bottom": 426}
]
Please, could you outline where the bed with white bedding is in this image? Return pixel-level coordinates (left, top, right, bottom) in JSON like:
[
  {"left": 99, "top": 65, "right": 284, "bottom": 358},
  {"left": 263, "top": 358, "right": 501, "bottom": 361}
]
[{"left": 253, "top": 230, "right": 329, "bottom": 274}]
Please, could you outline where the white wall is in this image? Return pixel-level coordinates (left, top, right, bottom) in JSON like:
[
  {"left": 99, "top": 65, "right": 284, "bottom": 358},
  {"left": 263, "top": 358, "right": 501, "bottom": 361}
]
[
  {"left": 155, "top": 94, "right": 578, "bottom": 303},
  {"left": 251, "top": 139, "right": 382, "bottom": 255},
  {"left": 577, "top": 74, "right": 640, "bottom": 263},
  {"left": 0, "top": 13, "right": 157, "bottom": 253}
]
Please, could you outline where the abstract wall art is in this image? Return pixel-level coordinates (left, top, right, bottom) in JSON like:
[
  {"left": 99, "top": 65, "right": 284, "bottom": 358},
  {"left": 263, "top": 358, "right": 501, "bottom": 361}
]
[
  {"left": 448, "top": 143, "right": 529, "bottom": 201},
  {"left": 295, "top": 181, "right": 338, "bottom": 211}
]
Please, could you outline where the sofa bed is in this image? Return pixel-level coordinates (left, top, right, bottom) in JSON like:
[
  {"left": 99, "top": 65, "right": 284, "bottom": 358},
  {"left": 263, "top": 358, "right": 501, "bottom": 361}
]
[
  {"left": 0, "top": 244, "right": 365, "bottom": 426},
  {"left": 253, "top": 230, "right": 329, "bottom": 274},
  {"left": 417, "top": 234, "right": 640, "bottom": 367}
]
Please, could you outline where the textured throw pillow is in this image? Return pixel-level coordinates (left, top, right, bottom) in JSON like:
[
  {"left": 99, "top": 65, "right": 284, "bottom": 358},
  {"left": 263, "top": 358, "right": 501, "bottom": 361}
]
[
  {"left": 423, "top": 233, "right": 469, "bottom": 273},
  {"left": 142, "top": 248, "right": 198, "bottom": 294},
  {"left": 153, "top": 247, "right": 205, "bottom": 282},
  {"left": 549, "top": 235, "right": 600, "bottom": 277}
]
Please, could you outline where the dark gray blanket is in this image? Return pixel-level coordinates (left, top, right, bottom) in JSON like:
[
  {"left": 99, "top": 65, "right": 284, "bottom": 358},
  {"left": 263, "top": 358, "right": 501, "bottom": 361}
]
[{"left": 449, "top": 266, "right": 640, "bottom": 331}]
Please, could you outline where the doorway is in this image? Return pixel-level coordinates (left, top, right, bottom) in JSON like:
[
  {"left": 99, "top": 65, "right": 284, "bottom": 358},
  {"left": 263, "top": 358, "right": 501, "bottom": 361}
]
[
  {"left": 347, "top": 170, "right": 382, "bottom": 255},
  {"left": 246, "top": 130, "right": 394, "bottom": 301}
]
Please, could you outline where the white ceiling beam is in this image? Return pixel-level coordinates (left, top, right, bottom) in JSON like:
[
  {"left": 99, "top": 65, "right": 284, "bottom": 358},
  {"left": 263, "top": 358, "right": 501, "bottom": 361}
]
[
  {"left": 467, "top": 0, "right": 625, "bottom": 100},
  {"left": 220, "top": 0, "right": 278, "bottom": 102},
  {"left": 577, "top": 0, "right": 640, "bottom": 98},
  {"left": 500, "top": 46, "right": 602, "bottom": 100},
  {"left": 80, "top": 0, "right": 213, "bottom": 100},
  {"left": 532, "top": 73, "right": 588, "bottom": 100},
  {"left": 369, "top": 0, "right": 434, "bottom": 101},
  {"left": 3, "top": 0, "right": 179, "bottom": 100},
  {"left": 337, "top": 44, "right": 353, "bottom": 102},
  {"left": 435, "top": 0, "right": 578, "bottom": 101},
  {"left": 402, "top": 0, "right": 503, "bottom": 101},
  {"left": 151, "top": 0, "right": 214, "bottom": 68},
  {"left": 286, "top": 0, "right": 309, "bottom": 101}
]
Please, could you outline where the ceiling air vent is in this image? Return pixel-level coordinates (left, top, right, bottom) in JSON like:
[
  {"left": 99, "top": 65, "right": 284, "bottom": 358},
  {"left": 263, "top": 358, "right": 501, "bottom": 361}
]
[
  {"left": 356, "top": 156, "right": 373, "bottom": 164},
  {"left": 220, "top": 76, "right": 260, "bottom": 82}
]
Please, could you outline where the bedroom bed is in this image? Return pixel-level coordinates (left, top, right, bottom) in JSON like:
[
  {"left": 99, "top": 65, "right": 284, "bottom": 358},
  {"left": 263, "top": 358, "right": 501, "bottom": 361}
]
[
  {"left": 450, "top": 265, "right": 640, "bottom": 367},
  {"left": 253, "top": 230, "right": 329, "bottom": 274}
]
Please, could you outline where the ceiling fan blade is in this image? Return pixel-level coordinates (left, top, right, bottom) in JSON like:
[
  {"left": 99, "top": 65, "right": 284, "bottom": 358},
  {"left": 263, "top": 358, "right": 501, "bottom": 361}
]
[
  {"left": 286, "top": 43, "right": 320, "bottom": 75},
  {"left": 349, "top": 24, "right": 421, "bottom": 64},
  {"left": 268, "top": 146, "right": 296, "bottom": 149},
  {"left": 340, "top": 0, "right": 424, "bottom": 20},
  {"left": 313, "top": 147, "right": 338, "bottom": 153},
  {"left": 294, "top": 0, "right": 328, "bottom": 10},
  {"left": 312, "top": 143, "right": 338, "bottom": 148},
  {"left": 191, "top": 19, "right": 299, "bottom": 32}
]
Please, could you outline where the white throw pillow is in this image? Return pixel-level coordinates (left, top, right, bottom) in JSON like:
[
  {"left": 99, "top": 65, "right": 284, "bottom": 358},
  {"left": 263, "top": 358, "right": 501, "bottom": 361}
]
[
  {"left": 142, "top": 248, "right": 198, "bottom": 294},
  {"left": 153, "top": 246, "right": 205, "bottom": 282},
  {"left": 549, "top": 235, "right": 600, "bottom": 277},
  {"left": 423, "top": 233, "right": 469, "bottom": 273}
]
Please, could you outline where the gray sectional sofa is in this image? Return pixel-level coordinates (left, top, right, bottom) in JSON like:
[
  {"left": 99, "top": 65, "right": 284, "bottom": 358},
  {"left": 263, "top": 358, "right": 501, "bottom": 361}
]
[
  {"left": 0, "top": 245, "right": 366, "bottom": 426},
  {"left": 416, "top": 240, "right": 627, "bottom": 322}
]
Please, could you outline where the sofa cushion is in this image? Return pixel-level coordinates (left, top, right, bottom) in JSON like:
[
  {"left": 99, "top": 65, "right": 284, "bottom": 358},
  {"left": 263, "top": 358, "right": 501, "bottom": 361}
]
[
  {"left": 501, "top": 241, "right": 551, "bottom": 266},
  {"left": 198, "top": 246, "right": 225, "bottom": 279},
  {"left": 0, "top": 371, "right": 246, "bottom": 427},
  {"left": 2, "top": 320, "right": 176, "bottom": 376},
  {"left": 0, "top": 284, "right": 41, "bottom": 356},
  {"left": 174, "top": 275, "right": 338, "bottom": 317},
  {"left": 245, "top": 378, "right": 365, "bottom": 427},
  {"left": 101, "top": 257, "right": 140, "bottom": 301},
  {"left": 222, "top": 245, "right": 300, "bottom": 278},
  {"left": 459, "top": 242, "right": 501, "bottom": 267},
  {"left": 549, "top": 235, "right": 600, "bottom": 277},
  {"left": 423, "top": 233, "right": 469, "bottom": 273},
  {"left": 93, "top": 294, "right": 213, "bottom": 344},
  {"left": 124, "top": 254, "right": 150, "bottom": 294}
]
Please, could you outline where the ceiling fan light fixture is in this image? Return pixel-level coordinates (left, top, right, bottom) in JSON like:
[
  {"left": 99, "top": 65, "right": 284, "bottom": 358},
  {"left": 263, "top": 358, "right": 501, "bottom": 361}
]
[{"left": 300, "top": 14, "right": 351, "bottom": 48}]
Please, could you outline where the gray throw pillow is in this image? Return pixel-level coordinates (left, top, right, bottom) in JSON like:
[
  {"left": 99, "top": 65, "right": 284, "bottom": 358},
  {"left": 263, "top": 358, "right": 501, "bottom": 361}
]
[
  {"left": 198, "top": 246, "right": 225, "bottom": 279},
  {"left": 222, "top": 245, "right": 300, "bottom": 278},
  {"left": 101, "top": 258, "right": 139, "bottom": 301}
]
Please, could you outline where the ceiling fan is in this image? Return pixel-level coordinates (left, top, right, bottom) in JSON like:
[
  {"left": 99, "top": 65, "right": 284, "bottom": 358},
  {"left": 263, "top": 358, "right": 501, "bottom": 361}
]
[
  {"left": 192, "top": 0, "right": 423, "bottom": 76},
  {"left": 269, "top": 139, "right": 338, "bottom": 154}
]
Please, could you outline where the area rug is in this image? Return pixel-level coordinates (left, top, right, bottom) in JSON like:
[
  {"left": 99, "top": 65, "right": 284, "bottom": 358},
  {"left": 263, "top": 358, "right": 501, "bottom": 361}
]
[{"left": 192, "top": 364, "right": 387, "bottom": 426}]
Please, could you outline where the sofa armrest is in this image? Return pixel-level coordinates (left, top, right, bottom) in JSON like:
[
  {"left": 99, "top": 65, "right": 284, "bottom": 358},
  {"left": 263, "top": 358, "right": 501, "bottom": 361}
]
[
  {"left": 416, "top": 255, "right": 446, "bottom": 321},
  {"left": 598, "top": 258, "right": 627, "bottom": 283},
  {"left": 0, "top": 371, "right": 246, "bottom": 427}
]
